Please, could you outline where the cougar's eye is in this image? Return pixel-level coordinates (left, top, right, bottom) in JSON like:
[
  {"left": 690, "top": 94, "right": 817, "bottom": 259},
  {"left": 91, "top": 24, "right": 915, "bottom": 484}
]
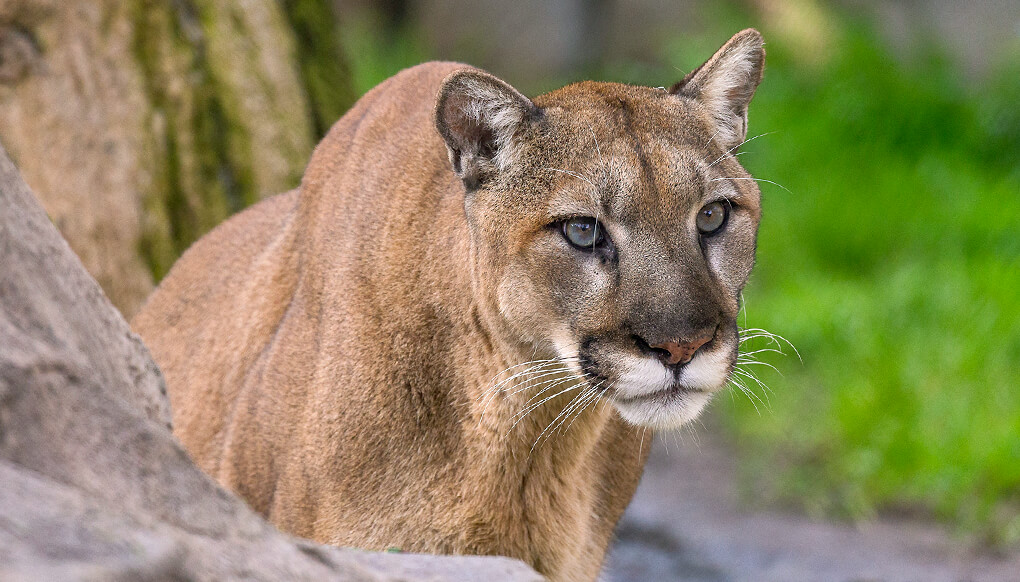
[
  {"left": 696, "top": 201, "right": 728, "bottom": 235},
  {"left": 562, "top": 217, "right": 604, "bottom": 249}
]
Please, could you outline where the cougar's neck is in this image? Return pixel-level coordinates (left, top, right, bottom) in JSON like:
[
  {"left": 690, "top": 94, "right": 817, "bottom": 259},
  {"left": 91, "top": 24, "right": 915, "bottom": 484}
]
[{"left": 458, "top": 303, "right": 612, "bottom": 475}]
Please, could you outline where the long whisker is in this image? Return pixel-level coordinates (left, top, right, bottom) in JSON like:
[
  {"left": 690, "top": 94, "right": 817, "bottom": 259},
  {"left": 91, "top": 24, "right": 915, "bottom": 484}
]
[
  {"left": 707, "top": 131, "right": 775, "bottom": 167},
  {"left": 728, "top": 375, "right": 762, "bottom": 416},
  {"left": 545, "top": 167, "right": 599, "bottom": 190},
  {"left": 515, "top": 373, "right": 586, "bottom": 415},
  {"left": 638, "top": 427, "right": 649, "bottom": 459},
  {"left": 477, "top": 358, "right": 580, "bottom": 427},
  {"left": 735, "top": 358, "right": 783, "bottom": 375},
  {"left": 553, "top": 382, "right": 602, "bottom": 437},
  {"left": 705, "top": 150, "right": 749, "bottom": 168},
  {"left": 739, "top": 328, "right": 802, "bottom": 362},
  {"left": 505, "top": 383, "right": 582, "bottom": 438},
  {"left": 476, "top": 358, "right": 575, "bottom": 403},
  {"left": 734, "top": 368, "right": 774, "bottom": 404},
  {"left": 531, "top": 382, "right": 596, "bottom": 452},
  {"left": 702, "top": 126, "right": 725, "bottom": 150},
  {"left": 710, "top": 176, "right": 792, "bottom": 194},
  {"left": 735, "top": 364, "right": 775, "bottom": 395},
  {"left": 559, "top": 384, "right": 605, "bottom": 436}
]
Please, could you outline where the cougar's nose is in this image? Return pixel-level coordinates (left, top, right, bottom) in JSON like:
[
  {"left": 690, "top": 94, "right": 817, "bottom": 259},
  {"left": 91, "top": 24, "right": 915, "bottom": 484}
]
[{"left": 641, "top": 333, "right": 714, "bottom": 366}]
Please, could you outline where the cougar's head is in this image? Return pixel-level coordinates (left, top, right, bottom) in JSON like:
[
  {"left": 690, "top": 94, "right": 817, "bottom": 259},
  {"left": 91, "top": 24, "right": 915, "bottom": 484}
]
[{"left": 435, "top": 30, "right": 766, "bottom": 429}]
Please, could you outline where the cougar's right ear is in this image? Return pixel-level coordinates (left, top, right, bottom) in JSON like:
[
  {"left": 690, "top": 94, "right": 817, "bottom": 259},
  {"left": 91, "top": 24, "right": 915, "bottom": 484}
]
[
  {"left": 435, "top": 69, "right": 538, "bottom": 190},
  {"left": 670, "top": 29, "right": 765, "bottom": 151}
]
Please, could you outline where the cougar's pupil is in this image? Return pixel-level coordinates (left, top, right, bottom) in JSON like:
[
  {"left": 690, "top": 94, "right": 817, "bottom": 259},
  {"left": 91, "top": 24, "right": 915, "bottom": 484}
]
[
  {"left": 697, "top": 201, "right": 728, "bottom": 234},
  {"left": 563, "top": 217, "right": 603, "bottom": 248}
]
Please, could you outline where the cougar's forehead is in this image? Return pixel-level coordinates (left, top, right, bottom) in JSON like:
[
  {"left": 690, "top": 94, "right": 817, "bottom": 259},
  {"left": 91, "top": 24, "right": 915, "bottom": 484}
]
[{"left": 533, "top": 86, "right": 759, "bottom": 232}]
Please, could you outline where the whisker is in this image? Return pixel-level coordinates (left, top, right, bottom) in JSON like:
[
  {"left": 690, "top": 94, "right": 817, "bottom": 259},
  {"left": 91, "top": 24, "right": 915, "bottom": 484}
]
[
  {"left": 683, "top": 420, "right": 702, "bottom": 453},
  {"left": 734, "top": 366, "right": 775, "bottom": 396},
  {"left": 735, "top": 358, "right": 783, "bottom": 376},
  {"left": 710, "top": 176, "right": 792, "bottom": 194},
  {"left": 477, "top": 358, "right": 580, "bottom": 427},
  {"left": 532, "top": 382, "right": 598, "bottom": 452},
  {"left": 732, "top": 368, "right": 774, "bottom": 408},
  {"left": 738, "top": 347, "right": 787, "bottom": 357},
  {"left": 545, "top": 167, "right": 598, "bottom": 190},
  {"left": 558, "top": 384, "right": 604, "bottom": 436},
  {"left": 477, "top": 362, "right": 564, "bottom": 420},
  {"left": 706, "top": 150, "right": 750, "bottom": 168},
  {"left": 707, "top": 131, "right": 775, "bottom": 167},
  {"left": 547, "top": 385, "right": 596, "bottom": 438},
  {"left": 509, "top": 373, "right": 582, "bottom": 423},
  {"left": 476, "top": 358, "right": 575, "bottom": 402},
  {"left": 739, "top": 328, "right": 802, "bottom": 362},
  {"left": 728, "top": 375, "right": 763, "bottom": 416},
  {"left": 504, "top": 383, "right": 582, "bottom": 438},
  {"left": 638, "top": 427, "right": 649, "bottom": 459},
  {"left": 702, "top": 126, "right": 725, "bottom": 150},
  {"left": 513, "top": 367, "right": 582, "bottom": 403}
]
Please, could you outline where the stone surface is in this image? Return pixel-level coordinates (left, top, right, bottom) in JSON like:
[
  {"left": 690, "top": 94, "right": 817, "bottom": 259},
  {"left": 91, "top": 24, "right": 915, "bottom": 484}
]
[
  {"left": 0, "top": 141, "right": 542, "bottom": 581},
  {"left": 602, "top": 427, "right": 1020, "bottom": 582}
]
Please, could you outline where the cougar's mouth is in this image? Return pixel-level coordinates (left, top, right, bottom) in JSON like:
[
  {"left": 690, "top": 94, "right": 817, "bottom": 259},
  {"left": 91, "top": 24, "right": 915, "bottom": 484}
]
[
  {"left": 573, "top": 331, "right": 737, "bottom": 430},
  {"left": 612, "top": 383, "right": 707, "bottom": 404}
]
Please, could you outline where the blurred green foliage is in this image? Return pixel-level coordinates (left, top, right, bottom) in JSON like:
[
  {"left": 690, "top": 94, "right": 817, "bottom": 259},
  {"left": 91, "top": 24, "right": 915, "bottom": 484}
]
[
  {"left": 714, "top": 28, "right": 1020, "bottom": 546},
  {"left": 338, "top": 11, "right": 429, "bottom": 99},
  {"left": 335, "top": 8, "right": 1020, "bottom": 546},
  {"left": 281, "top": 0, "right": 359, "bottom": 138}
]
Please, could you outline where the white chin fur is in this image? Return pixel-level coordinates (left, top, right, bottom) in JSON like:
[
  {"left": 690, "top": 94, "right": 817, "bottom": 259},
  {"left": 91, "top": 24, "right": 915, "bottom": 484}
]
[
  {"left": 610, "top": 345, "right": 732, "bottom": 429},
  {"left": 677, "top": 346, "right": 731, "bottom": 391},
  {"left": 613, "top": 390, "right": 714, "bottom": 430},
  {"left": 615, "top": 356, "right": 673, "bottom": 396}
]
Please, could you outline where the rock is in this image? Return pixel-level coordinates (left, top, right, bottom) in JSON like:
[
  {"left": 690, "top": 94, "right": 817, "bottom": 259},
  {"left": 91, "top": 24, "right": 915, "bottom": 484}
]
[{"left": 0, "top": 140, "right": 543, "bottom": 581}]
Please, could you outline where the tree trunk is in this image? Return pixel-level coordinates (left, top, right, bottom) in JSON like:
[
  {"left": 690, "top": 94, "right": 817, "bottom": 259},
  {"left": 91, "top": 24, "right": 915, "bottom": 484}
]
[{"left": 0, "top": 0, "right": 355, "bottom": 317}]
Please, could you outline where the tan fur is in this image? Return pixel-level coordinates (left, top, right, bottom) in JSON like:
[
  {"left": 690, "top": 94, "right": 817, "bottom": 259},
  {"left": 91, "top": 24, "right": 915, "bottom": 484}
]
[{"left": 133, "top": 30, "right": 766, "bottom": 581}]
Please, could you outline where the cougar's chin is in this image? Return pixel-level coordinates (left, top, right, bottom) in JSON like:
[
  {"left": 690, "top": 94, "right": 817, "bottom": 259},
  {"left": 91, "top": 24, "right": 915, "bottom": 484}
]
[
  {"left": 605, "top": 344, "right": 734, "bottom": 430},
  {"left": 612, "top": 389, "right": 715, "bottom": 430}
]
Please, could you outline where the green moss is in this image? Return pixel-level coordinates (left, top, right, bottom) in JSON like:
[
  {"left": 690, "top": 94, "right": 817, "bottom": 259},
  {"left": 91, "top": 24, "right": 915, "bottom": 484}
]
[
  {"left": 131, "top": 0, "right": 181, "bottom": 281},
  {"left": 191, "top": 1, "right": 259, "bottom": 211},
  {"left": 281, "top": 0, "right": 357, "bottom": 138},
  {"left": 131, "top": 0, "right": 262, "bottom": 280}
]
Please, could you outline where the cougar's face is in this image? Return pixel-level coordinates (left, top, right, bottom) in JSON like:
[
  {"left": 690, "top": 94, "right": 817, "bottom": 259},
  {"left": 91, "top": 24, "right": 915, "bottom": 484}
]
[
  {"left": 438, "top": 31, "right": 765, "bottom": 429},
  {"left": 467, "top": 86, "right": 762, "bottom": 429}
]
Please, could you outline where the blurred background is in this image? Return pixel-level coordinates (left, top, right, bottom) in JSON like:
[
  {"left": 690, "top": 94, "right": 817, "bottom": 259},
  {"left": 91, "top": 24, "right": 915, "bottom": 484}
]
[{"left": 1, "top": 0, "right": 1016, "bottom": 577}]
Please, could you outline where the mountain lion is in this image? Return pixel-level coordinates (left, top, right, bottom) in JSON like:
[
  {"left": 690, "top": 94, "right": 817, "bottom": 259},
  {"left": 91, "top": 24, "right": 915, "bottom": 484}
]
[{"left": 133, "top": 29, "right": 766, "bottom": 582}]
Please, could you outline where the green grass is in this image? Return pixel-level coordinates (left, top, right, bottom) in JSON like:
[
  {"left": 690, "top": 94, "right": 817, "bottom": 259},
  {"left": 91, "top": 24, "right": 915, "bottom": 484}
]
[
  {"left": 699, "top": 28, "right": 1020, "bottom": 545},
  {"left": 334, "top": 11, "right": 1020, "bottom": 546}
]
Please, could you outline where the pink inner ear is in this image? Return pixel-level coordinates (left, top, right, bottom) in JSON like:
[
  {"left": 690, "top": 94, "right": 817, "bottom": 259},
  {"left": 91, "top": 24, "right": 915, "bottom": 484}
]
[
  {"left": 442, "top": 90, "right": 496, "bottom": 158},
  {"left": 441, "top": 91, "right": 476, "bottom": 147}
]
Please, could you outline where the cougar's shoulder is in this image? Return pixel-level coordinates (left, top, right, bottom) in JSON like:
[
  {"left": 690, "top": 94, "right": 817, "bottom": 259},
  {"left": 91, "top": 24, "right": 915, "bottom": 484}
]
[{"left": 133, "top": 30, "right": 769, "bottom": 582}]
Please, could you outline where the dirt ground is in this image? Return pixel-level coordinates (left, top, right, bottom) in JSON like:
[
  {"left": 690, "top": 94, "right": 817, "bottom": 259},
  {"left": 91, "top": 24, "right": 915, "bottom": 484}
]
[{"left": 602, "top": 421, "right": 1019, "bottom": 582}]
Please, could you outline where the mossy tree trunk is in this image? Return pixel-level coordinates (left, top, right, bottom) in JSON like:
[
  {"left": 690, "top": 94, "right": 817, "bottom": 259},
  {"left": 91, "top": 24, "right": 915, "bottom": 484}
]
[{"left": 0, "top": 0, "right": 355, "bottom": 317}]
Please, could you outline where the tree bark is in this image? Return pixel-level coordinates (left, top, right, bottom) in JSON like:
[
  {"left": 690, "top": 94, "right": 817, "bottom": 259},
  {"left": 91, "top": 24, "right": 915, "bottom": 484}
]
[{"left": 0, "top": 0, "right": 354, "bottom": 317}]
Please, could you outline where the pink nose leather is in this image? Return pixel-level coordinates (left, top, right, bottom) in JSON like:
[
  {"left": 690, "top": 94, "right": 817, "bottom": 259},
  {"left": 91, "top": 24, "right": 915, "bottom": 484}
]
[{"left": 650, "top": 335, "right": 712, "bottom": 366}]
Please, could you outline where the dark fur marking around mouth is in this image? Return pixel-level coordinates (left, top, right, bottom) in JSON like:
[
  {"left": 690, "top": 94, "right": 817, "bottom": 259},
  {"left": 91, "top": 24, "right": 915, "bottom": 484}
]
[{"left": 578, "top": 337, "right": 610, "bottom": 389}]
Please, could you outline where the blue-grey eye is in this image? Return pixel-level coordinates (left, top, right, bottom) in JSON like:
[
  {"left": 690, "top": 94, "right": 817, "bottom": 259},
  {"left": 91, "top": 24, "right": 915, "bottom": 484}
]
[
  {"left": 696, "top": 201, "right": 728, "bottom": 234},
  {"left": 562, "top": 217, "right": 604, "bottom": 249}
]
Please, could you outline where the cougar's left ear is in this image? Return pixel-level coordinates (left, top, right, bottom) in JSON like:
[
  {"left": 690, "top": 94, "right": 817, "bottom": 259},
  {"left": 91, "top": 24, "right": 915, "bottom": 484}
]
[
  {"left": 435, "top": 69, "right": 538, "bottom": 190},
  {"left": 671, "top": 29, "right": 765, "bottom": 151}
]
